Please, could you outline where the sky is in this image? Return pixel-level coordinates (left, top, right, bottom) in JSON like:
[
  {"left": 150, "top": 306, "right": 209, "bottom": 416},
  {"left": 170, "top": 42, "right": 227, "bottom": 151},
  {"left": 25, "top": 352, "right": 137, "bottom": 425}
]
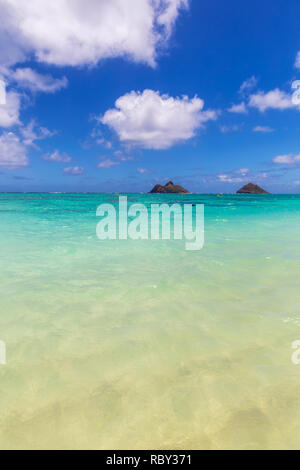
[{"left": 0, "top": 0, "right": 299, "bottom": 193}]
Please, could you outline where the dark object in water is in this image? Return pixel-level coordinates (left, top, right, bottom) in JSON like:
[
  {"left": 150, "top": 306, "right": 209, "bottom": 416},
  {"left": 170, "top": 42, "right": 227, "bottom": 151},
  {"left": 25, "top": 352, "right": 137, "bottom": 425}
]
[
  {"left": 236, "top": 182, "right": 269, "bottom": 194},
  {"left": 149, "top": 181, "right": 189, "bottom": 194}
]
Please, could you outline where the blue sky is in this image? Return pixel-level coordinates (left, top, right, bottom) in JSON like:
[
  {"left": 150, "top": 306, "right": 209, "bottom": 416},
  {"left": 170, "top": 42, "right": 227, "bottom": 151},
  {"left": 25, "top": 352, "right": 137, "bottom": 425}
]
[{"left": 0, "top": 0, "right": 299, "bottom": 193}]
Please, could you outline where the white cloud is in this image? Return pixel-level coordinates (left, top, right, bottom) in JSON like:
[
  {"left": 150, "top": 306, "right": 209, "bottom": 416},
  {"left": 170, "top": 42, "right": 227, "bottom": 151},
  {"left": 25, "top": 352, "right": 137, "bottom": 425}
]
[
  {"left": 218, "top": 173, "right": 244, "bottom": 183},
  {"left": 0, "top": 90, "right": 21, "bottom": 127},
  {"left": 218, "top": 168, "right": 249, "bottom": 183},
  {"left": 87, "top": 128, "right": 113, "bottom": 149},
  {"left": 10, "top": 68, "right": 68, "bottom": 93},
  {"left": 253, "top": 125, "right": 274, "bottom": 133},
  {"left": 239, "top": 76, "right": 258, "bottom": 95},
  {"left": 217, "top": 168, "right": 267, "bottom": 184},
  {"left": 0, "top": 131, "right": 28, "bottom": 168},
  {"left": 98, "top": 158, "right": 120, "bottom": 168},
  {"left": 113, "top": 150, "right": 134, "bottom": 161},
  {"left": 156, "top": 0, "right": 189, "bottom": 37},
  {"left": 273, "top": 153, "right": 300, "bottom": 165},
  {"left": 249, "top": 89, "right": 297, "bottom": 112},
  {"left": 220, "top": 124, "right": 240, "bottom": 133},
  {"left": 20, "top": 120, "right": 55, "bottom": 147},
  {"left": 101, "top": 89, "right": 218, "bottom": 149},
  {"left": 0, "top": 120, "right": 54, "bottom": 169},
  {"left": 237, "top": 168, "right": 249, "bottom": 175},
  {"left": 96, "top": 139, "right": 113, "bottom": 149},
  {"left": 0, "top": 0, "right": 188, "bottom": 67},
  {"left": 137, "top": 167, "right": 151, "bottom": 174},
  {"left": 43, "top": 150, "right": 72, "bottom": 163},
  {"left": 295, "top": 51, "right": 300, "bottom": 69},
  {"left": 228, "top": 102, "right": 247, "bottom": 114},
  {"left": 63, "top": 166, "right": 85, "bottom": 175}
]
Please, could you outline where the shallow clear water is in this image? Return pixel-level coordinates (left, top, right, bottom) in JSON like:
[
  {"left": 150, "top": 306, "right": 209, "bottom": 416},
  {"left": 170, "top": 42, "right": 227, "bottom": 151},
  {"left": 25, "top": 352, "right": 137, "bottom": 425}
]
[{"left": 0, "top": 193, "right": 300, "bottom": 449}]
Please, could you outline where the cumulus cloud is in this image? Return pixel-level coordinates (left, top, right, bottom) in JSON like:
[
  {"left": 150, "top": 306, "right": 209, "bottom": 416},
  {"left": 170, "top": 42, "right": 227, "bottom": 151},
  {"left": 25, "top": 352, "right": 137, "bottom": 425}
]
[
  {"left": 273, "top": 153, "right": 300, "bottom": 165},
  {"left": 217, "top": 168, "right": 267, "bottom": 184},
  {"left": 0, "top": 120, "right": 55, "bottom": 169},
  {"left": 113, "top": 150, "right": 134, "bottom": 161},
  {"left": 63, "top": 166, "right": 85, "bottom": 175},
  {"left": 249, "top": 89, "right": 297, "bottom": 112},
  {"left": 137, "top": 167, "right": 152, "bottom": 174},
  {"left": 20, "top": 120, "right": 55, "bottom": 147},
  {"left": 228, "top": 102, "right": 248, "bottom": 114},
  {"left": 43, "top": 150, "right": 72, "bottom": 163},
  {"left": 218, "top": 168, "right": 249, "bottom": 183},
  {"left": 226, "top": 77, "right": 257, "bottom": 115},
  {"left": 239, "top": 76, "right": 258, "bottom": 96},
  {"left": 220, "top": 124, "right": 240, "bottom": 133},
  {"left": 0, "top": 78, "right": 5, "bottom": 105},
  {"left": 0, "top": 131, "right": 28, "bottom": 168},
  {"left": 96, "top": 138, "right": 113, "bottom": 149},
  {"left": 218, "top": 173, "right": 244, "bottom": 183},
  {"left": 98, "top": 158, "right": 120, "bottom": 168},
  {"left": 0, "top": 0, "right": 189, "bottom": 67},
  {"left": 101, "top": 89, "right": 218, "bottom": 149},
  {"left": 238, "top": 168, "right": 249, "bottom": 175},
  {"left": 0, "top": 90, "right": 21, "bottom": 127},
  {"left": 156, "top": 0, "right": 189, "bottom": 37},
  {"left": 9, "top": 68, "right": 68, "bottom": 93},
  {"left": 253, "top": 125, "right": 274, "bottom": 133}
]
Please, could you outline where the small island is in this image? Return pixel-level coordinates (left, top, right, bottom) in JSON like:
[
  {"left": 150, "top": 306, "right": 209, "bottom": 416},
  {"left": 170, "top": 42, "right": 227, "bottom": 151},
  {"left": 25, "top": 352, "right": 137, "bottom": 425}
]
[
  {"left": 236, "top": 182, "right": 269, "bottom": 194},
  {"left": 149, "top": 181, "right": 189, "bottom": 194}
]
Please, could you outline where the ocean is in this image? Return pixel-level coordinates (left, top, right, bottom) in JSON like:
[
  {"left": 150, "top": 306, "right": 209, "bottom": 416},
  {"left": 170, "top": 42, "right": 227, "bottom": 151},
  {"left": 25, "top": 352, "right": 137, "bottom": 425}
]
[{"left": 0, "top": 192, "right": 300, "bottom": 449}]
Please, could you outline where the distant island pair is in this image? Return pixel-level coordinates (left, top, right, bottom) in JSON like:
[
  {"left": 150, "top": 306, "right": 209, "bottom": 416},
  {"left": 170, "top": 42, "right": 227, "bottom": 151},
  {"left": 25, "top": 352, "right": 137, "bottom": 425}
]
[{"left": 150, "top": 181, "right": 269, "bottom": 194}]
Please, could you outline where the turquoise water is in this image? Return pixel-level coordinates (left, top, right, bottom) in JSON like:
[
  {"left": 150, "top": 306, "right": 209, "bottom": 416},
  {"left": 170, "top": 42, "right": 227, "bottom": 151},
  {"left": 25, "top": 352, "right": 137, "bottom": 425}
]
[{"left": 0, "top": 193, "right": 300, "bottom": 449}]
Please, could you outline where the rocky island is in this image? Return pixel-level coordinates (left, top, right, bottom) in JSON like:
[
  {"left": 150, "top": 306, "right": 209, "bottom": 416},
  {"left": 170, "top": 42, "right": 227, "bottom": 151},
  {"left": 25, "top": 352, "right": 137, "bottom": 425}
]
[
  {"left": 149, "top": 181, "right": 189, "bottom": 194},
  {"left": 236, "top": 182, "right": 269, "bottom": 194}
]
